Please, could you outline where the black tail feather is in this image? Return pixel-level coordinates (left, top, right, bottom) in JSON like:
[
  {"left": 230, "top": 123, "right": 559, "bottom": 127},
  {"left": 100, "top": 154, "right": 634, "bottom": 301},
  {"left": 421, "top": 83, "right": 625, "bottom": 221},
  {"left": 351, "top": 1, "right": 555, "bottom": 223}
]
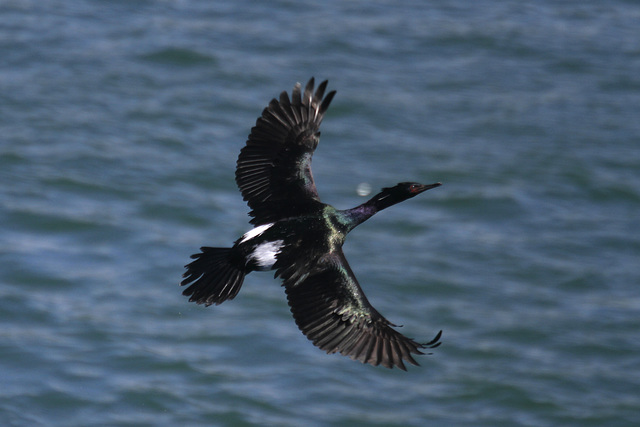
[{"left": 181, "top": 247, "right": 246, "bottom": 306}]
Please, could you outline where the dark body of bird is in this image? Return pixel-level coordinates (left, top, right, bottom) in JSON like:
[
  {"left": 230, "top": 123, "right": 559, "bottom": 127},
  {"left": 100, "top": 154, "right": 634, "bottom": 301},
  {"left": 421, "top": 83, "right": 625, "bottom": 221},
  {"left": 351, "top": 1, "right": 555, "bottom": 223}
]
[{"left": 181, "top": 78, "right": 442, "bottom": 370}]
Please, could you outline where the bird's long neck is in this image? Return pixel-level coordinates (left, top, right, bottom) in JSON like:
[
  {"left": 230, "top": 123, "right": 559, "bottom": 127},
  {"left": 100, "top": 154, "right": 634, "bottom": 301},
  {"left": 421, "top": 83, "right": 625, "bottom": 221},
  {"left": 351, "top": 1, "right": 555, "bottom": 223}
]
[{"left": 341, "top": 191, "right": 398, "bottom": 233}]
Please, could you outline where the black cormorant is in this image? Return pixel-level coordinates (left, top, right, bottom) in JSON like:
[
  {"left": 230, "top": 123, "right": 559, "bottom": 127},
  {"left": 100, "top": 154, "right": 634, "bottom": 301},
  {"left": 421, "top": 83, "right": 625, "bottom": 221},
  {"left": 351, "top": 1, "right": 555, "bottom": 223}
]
[{"left": 181, "top": 78, "right": 442, "bottom": 370}]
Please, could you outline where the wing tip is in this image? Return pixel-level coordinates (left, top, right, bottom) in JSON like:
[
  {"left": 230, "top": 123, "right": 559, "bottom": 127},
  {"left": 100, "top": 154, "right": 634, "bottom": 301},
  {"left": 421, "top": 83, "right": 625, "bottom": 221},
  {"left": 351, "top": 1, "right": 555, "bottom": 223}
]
[{"left": 422, "top": 330, "right": 443, "bottom": 349}]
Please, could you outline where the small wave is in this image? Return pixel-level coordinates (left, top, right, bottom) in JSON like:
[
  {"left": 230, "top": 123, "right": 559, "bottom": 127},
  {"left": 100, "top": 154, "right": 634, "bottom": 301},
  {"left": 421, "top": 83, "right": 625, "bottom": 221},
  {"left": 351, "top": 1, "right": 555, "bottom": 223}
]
[{"left": 139, "top": 48, "right": 216, "bottom": 66}]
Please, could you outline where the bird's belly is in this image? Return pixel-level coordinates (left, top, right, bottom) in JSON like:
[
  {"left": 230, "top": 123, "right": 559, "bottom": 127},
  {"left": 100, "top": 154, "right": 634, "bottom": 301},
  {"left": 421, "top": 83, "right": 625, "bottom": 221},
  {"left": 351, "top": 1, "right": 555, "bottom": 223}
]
[{"left": 248, "top": 240, "right": 284, "bottom": 271}]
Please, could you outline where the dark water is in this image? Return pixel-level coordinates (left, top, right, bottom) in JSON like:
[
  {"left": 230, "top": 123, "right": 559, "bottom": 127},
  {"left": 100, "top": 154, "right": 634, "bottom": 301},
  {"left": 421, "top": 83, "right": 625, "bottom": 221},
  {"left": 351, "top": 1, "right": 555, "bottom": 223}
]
[{"left": 2, "top": 1, "right": 639, "bottom": 425}]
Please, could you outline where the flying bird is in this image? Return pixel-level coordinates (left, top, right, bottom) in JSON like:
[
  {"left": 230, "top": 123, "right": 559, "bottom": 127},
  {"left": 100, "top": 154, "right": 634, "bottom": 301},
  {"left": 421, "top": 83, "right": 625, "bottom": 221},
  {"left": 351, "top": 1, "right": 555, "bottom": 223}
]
[{"left": 181, "top": 78, "right": 442, "bottom": 370}]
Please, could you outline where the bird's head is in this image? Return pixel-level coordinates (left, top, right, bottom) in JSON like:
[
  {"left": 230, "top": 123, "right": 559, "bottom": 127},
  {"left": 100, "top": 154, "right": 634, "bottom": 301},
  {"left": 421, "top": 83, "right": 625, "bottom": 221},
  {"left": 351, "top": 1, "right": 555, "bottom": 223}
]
[
  {"left": 371, "top": 181, "right": 442, "bottom": 210},
  {"left": 382, "top": 181, "right": 441, "bottom": 200}
]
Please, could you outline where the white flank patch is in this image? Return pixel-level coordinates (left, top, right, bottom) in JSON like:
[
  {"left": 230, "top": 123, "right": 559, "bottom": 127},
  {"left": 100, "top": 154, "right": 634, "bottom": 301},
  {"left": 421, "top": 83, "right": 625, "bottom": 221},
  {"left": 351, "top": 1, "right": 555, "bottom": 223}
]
[
  {"left": 250, "top": 240, "right": 284, "bottom": 270},
  {"left": 239, "top": 223, "right": 274, "bottom": 243}
]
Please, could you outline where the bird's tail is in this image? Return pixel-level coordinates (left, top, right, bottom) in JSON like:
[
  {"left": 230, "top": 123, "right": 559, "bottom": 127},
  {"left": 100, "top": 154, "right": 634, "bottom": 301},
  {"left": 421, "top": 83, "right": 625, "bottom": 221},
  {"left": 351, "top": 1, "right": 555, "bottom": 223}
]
[{"left": 181, "top": 247, "right": 246, "bottom": 306}]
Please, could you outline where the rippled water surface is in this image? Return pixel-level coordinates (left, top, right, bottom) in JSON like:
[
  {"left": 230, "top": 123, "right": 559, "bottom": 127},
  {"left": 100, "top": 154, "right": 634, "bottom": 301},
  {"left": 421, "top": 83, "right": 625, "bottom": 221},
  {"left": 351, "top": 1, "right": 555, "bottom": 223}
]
[{"left": 2, "top": 1, "right": 640, "bottom": 426}]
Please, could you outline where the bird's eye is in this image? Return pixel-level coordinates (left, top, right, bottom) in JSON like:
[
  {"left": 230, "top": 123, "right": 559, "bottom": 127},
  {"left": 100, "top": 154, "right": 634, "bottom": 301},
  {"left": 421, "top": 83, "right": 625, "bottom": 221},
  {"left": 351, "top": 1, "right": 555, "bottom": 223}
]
[{"left": 408, "top": 184, "right": 422, "bottom": 194}]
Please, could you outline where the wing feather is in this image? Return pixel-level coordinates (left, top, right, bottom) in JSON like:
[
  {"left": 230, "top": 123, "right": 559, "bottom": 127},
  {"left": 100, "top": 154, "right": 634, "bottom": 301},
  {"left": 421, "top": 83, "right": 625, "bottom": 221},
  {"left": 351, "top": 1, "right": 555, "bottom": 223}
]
[
  {"left": 236, "top": 78, "right": 336, "bottom": 225},
  {"left": 281, "top": 250, "right": 441, "bottom": 370}
]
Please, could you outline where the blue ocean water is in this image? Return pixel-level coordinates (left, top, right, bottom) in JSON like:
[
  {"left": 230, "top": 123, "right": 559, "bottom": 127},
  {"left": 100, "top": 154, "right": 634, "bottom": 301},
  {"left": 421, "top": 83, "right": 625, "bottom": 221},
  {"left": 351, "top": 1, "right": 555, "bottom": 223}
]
[{"left": 2, "top": 0, "right": 639, "bottom": 425}]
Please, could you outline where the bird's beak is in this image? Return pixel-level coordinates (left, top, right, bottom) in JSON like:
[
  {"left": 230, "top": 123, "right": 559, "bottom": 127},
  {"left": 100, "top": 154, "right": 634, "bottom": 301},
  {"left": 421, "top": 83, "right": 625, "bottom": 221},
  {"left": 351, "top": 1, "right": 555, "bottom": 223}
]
[{"left": 414, "top": 182, "right": 442, "bottom": 194}]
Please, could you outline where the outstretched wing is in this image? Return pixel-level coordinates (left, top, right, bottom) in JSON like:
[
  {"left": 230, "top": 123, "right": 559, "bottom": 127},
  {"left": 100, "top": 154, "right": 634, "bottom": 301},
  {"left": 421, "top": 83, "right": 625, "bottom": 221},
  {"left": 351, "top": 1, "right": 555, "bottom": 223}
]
[
  {"left": 236, "top": 78, "right": 336, "bottom": 225},
  {"left": 280, "top": 250, "right": 442, "bottom": 370}
]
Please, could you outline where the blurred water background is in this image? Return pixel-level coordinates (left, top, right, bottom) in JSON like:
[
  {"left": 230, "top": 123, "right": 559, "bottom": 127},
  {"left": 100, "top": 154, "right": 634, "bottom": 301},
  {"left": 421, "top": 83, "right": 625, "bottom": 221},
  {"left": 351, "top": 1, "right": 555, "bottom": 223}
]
[{"left": 2, "top": 1, "right": 639, "bottom": 425}]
